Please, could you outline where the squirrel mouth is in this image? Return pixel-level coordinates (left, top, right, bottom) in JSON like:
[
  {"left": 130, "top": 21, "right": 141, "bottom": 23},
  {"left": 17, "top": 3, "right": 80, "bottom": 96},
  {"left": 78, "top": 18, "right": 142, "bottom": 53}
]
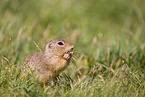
[
  {"left": 68, "top": 51, "right": 74, "bottom": 55},
  {"left": 66, "top": 48, "right": 74, "bottom": 55}
]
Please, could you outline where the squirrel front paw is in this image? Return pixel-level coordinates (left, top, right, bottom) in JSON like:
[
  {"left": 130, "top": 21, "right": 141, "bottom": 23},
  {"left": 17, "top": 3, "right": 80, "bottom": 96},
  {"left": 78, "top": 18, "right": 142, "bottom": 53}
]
[
  {"left": 63, "top": 53, "right": 70, "bottom": 60},
  {"left": 63, "top": 51, "right": 74, "bottom": 60}
]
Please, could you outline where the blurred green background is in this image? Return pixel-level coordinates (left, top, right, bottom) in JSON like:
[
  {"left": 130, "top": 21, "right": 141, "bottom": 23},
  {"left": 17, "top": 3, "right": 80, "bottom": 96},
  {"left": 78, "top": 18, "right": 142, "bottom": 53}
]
[{"left": 0, "top": 0, "right": 145, "bottom": 96}]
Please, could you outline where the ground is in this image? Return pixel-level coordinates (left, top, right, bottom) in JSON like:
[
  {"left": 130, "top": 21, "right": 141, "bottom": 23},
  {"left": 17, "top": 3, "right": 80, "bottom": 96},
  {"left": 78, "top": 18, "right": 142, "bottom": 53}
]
[{"left": 0, "top": 0, "right": 145, "bottom": 96}]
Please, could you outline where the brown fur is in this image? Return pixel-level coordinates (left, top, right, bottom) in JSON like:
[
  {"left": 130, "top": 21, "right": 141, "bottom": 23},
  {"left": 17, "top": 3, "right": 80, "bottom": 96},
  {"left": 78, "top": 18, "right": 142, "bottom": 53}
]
[{"left": 21, "top": 39, "right": 74, "bottom": 82}]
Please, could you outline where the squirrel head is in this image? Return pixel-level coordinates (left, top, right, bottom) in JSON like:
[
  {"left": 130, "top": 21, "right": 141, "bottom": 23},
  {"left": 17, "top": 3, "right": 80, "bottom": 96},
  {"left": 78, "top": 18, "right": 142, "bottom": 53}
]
[{"left": 44, "top": 39, "right": 74, "bottom": 59}]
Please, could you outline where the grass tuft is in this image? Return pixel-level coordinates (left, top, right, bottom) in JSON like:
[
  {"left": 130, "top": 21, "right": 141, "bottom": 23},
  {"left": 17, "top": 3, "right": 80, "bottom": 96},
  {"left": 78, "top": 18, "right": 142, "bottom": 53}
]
[{"left": 0, "top": 0, "right": 145, "bottom": 96}]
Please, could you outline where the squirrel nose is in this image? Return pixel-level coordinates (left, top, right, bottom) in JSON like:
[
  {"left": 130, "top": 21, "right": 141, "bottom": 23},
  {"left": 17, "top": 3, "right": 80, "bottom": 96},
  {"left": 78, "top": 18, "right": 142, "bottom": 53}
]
[
  {"left": 69, "top": 45, "right": 74, "bottom": 51},
  {"left": 70, "top": 45, "right": 74, "bottom": 49}
]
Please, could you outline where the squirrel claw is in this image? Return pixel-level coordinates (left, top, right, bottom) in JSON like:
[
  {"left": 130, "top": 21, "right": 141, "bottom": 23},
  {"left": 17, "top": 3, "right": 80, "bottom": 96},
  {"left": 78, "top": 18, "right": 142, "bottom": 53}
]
[{"left": 63, "top": 53, "right": 70, "bottom": 60}]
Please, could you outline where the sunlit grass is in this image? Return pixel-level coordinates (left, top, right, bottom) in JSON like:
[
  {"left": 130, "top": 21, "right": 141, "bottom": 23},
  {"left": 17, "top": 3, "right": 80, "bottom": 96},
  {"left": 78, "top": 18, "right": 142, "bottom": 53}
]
[{"left": 0, "top": 0, "right": 145, "bottom": 96}]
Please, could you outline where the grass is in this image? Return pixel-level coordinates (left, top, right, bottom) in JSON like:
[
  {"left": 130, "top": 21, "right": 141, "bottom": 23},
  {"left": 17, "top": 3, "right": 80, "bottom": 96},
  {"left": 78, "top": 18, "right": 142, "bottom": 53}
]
[{"left": 0, "top": 0, "right": 145, "bottom": 96}]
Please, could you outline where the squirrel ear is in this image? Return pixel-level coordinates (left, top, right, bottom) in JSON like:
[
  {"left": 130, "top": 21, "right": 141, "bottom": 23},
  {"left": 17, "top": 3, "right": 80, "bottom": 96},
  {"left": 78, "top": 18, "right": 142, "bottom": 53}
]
[{"left": 48, "top": 44, "right": 51, "bottom": 49}]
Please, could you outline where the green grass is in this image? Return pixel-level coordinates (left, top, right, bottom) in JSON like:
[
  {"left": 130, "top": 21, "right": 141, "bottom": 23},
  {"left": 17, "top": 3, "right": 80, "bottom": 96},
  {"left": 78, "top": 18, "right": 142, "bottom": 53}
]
[{"left": 0, "top": 0, "right": 145, "bottom": 96}]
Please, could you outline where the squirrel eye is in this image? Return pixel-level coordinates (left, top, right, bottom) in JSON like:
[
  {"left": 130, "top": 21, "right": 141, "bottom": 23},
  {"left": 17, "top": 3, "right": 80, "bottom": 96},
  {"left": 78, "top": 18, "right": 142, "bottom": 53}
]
[{"left": 57, "top": 42, "right": 64, "bottom": 46}]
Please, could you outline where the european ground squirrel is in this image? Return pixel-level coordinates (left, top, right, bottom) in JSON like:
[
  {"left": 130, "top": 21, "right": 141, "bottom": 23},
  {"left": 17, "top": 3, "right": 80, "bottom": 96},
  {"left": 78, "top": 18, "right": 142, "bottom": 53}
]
[{"left": 21, "top": 39, "right": 74, "bottom": 83}]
